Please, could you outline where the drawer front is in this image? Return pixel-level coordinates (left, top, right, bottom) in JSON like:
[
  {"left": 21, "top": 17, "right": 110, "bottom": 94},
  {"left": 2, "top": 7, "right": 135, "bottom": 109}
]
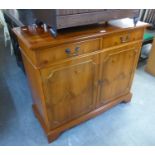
[
  {"left": 102, "top": 29, "right": 144, "bottom": 48},
  {"left": 36, "top": 38, "right": 101, "bottom": 67}
]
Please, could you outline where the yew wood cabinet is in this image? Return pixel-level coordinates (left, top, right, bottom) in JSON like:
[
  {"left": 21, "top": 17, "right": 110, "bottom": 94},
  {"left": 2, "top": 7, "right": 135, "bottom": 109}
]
[{"left": 13, "top": 18, "right": 148, "bottom": 142}]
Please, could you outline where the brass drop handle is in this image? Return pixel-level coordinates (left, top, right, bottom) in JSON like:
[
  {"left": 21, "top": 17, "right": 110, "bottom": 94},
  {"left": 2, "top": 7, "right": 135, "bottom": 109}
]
[
  {"left": 74, "top": 47, "right": 80, "bottom": 56},
  {"left": 65, "top": 47, "right": 80, "bottom": 57},
  {"left": 65, "top": 48, "right": 71, "bottom": 57},
  {"left": 120, "top": 35, "right": 130, "bottom": 43}
]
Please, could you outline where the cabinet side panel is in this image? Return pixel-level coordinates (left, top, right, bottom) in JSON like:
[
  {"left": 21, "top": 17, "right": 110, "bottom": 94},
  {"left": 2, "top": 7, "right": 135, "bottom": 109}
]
[
  {"left": 19, "top": 41, "right": 37, "bottom": 65},
  {"left": 21, "top": 52, "right": 49, "bottom": 129}
]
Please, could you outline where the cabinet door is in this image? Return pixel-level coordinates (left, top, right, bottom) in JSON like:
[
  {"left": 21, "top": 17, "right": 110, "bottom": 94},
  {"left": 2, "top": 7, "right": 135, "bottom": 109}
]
[
  {"left": 41, "top": 55, "right": 99, "bottom": 129},
  {"left": 98, "top": 43, "right": 141, "bottom": 106}
]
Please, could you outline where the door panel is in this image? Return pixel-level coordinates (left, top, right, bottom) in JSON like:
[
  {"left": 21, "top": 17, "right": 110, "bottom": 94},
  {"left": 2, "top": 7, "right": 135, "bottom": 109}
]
[
  {"left": 41, "top": 55, "right": 99, "bottom": 129},
  {"left": 98, "top": 43, "right": 141, "bottom": 106}
]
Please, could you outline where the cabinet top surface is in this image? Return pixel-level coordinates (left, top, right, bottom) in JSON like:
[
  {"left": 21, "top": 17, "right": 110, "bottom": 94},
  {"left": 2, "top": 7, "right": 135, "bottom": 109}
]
[{"left": 13, "top": 18, "right": 148, "bottom": 50}]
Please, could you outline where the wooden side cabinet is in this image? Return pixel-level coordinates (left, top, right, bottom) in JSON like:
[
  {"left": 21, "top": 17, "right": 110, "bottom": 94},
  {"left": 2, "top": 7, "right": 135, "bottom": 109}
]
[{"left": 13, "top": 19, "right": 148, "bottom": 143}]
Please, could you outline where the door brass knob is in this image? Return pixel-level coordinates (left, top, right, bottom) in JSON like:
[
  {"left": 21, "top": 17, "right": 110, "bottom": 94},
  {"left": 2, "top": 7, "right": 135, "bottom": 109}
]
[{"left": 120, "top": 35, "right": 129, "bottom": 43}]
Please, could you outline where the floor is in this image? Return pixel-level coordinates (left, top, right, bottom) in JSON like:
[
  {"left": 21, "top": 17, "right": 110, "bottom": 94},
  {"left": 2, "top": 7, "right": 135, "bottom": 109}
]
[{"left": 0, "top": 28, "right": 155, "bottom": 146}]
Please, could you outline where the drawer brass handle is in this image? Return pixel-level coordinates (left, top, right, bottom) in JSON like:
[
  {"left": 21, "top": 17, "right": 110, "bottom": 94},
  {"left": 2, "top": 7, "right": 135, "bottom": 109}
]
[
  {"left": 65, "top": 47, "right": 80, "bottom": 57},
  {"left": 120, "top": 35, "right": 129, "bottom": 43},
  {"left": 65, "top": 48, "right": 71, "bottom": 57},
  {"left": 74, "top": 47, "right": 80, "bottom": 56}
]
